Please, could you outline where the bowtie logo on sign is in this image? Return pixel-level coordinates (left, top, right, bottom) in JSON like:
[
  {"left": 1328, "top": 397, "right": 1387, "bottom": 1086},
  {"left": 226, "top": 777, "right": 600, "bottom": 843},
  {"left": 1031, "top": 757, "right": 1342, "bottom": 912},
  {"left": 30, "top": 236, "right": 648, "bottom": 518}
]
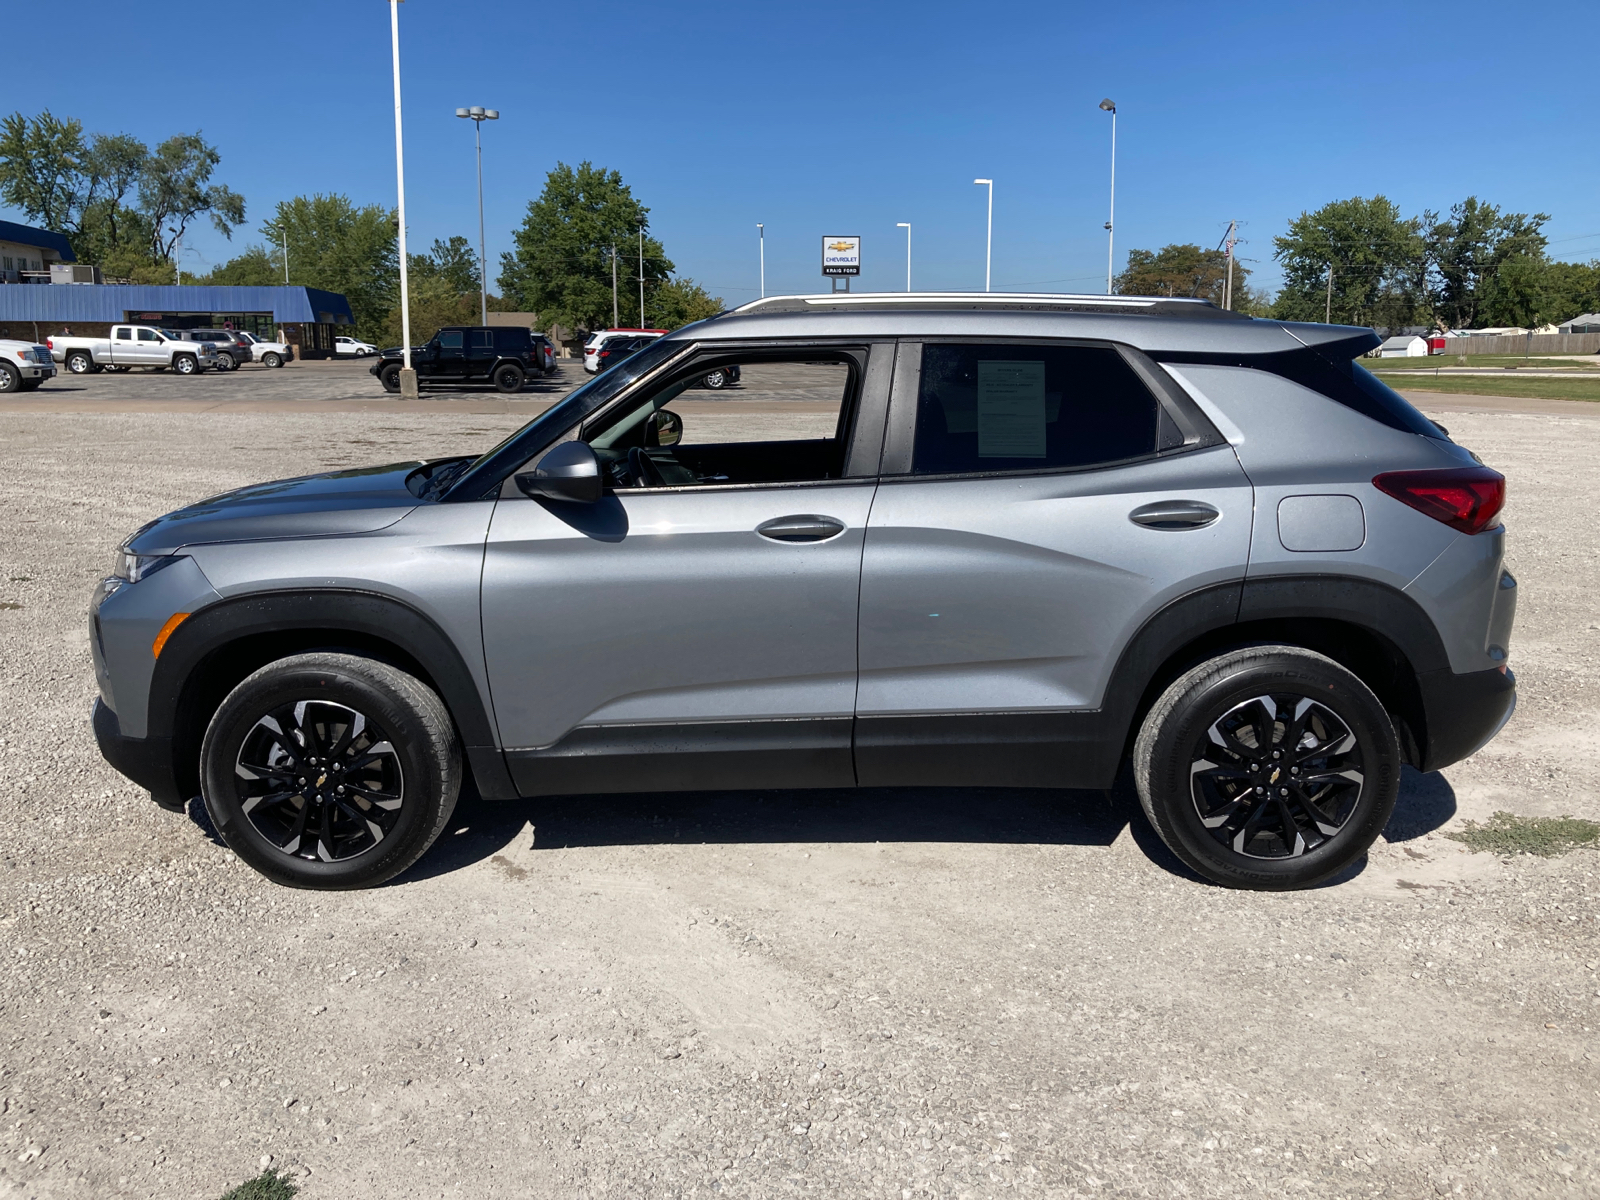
[{"left": 821, "top": 236, "right": 861, "bottom": 277}]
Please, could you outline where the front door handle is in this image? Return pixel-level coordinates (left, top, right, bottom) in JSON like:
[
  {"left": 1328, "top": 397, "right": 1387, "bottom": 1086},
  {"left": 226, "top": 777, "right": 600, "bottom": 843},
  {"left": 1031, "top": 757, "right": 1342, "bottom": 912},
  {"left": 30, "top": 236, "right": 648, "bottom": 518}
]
[
  {"left": 756, "top": 514, "right": 846, "bottom": 543},
  {"left": 1129, "top": 499, "right": 1221, "bottom": 530}
]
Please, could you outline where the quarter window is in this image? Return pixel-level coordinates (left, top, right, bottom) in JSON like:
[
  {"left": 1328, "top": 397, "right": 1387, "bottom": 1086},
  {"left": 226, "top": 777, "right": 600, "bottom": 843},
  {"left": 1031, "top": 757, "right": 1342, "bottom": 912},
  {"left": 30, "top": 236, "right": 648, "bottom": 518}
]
[
  {"left": 912, "top": 343, "right": 1159, "bottom": 475},
  {"left": 469, "top": 330, "right": 494, "bottom": 349}
]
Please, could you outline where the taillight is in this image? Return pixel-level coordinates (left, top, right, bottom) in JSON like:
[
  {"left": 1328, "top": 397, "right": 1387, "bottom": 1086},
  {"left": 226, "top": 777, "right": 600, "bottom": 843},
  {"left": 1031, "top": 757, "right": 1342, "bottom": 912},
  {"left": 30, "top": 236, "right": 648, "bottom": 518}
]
[{"left": 1372, "top": 466, "right": 1505, "bottom": 534}]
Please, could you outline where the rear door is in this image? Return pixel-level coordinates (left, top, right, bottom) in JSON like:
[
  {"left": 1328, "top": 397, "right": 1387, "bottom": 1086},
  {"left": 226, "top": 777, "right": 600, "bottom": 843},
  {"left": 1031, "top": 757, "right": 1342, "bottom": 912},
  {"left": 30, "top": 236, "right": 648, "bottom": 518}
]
[
  {"left": 855, "top": 339, "right": 1252, "bottom": 789},
  {"left": 434, "top": 329, "right": 466, "bottom": 378},
  {"left": 466, "top": 328, "right": 497, "bottom": 378}
]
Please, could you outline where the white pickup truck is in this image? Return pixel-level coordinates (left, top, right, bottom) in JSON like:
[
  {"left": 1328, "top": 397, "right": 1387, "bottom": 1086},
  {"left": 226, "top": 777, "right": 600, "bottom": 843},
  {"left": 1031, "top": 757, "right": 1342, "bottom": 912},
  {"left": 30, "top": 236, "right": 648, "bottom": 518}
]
[
  {"left": 48, "top": 325, "right": 220, "bottom": 375},
  {"left": 235, "top": 330, "right": 294, "bottom": 368},
  {"left": 0, "top": 338, "right": 58, "bottom": 392}
]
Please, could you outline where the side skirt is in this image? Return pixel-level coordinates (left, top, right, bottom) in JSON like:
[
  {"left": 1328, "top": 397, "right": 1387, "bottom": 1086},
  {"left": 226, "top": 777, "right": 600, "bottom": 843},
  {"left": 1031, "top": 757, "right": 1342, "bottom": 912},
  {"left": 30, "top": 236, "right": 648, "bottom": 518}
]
[{"left": 854, "top": 711, "right": 1119, "bottom": 790}]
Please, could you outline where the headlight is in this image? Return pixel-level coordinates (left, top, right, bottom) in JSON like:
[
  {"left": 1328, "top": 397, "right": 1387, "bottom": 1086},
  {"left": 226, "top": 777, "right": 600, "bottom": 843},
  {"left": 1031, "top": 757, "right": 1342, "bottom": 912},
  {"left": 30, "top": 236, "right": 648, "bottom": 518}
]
[{"left": 108, "top": 550, "right": 181, "bottom": 584}]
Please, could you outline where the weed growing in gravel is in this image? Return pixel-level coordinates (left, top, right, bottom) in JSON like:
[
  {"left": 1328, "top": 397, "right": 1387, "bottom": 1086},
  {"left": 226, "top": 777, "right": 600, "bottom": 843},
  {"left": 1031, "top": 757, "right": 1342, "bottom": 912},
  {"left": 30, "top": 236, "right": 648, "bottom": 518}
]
[
  {"left": 1446, "top": 811, "right": 1600, "bottom": 857},
  {"left": 218, "top": 1169, "right": 298, "bottom": 1200}
]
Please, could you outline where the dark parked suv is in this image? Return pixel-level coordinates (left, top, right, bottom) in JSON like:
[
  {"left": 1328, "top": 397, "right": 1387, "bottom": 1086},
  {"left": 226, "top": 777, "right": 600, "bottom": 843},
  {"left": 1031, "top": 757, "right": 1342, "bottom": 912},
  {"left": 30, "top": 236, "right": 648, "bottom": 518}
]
[
  {"left": 187, "top": 328, "right": 255, "bottom": 372},
  {"left": 91, "top": 293, "right": 1516, "bottom": 892},
  {"left": 373, "top": 326, "right": 540, "bottom": 393}
]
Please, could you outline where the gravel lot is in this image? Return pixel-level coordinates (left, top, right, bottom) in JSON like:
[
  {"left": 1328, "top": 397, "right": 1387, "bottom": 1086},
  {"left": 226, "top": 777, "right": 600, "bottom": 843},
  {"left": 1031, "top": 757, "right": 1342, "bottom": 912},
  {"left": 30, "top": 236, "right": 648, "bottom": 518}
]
[{"left": 0, "top": 393, "right": 1597, "bottom": 1199}]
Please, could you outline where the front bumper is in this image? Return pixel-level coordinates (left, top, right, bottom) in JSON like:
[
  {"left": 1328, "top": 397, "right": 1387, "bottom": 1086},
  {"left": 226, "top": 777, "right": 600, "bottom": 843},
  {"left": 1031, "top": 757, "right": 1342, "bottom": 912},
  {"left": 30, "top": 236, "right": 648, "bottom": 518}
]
[
  {"left": 92, "top": 698, "right": 185, "bottom": 811},
  {"left": 1415, "top": 666, "right": 1516, "bottom": 772},
  {"left": 19, "top": 362, "right": 55, "bottom": 379}
]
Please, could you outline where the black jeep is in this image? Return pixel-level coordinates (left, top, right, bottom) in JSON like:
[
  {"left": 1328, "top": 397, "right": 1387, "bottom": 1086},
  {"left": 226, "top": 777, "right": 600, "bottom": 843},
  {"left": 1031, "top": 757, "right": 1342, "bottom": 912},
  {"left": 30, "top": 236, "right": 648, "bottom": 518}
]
[{"left": 372, "top": 326, "right": 540, "bottom": 393}]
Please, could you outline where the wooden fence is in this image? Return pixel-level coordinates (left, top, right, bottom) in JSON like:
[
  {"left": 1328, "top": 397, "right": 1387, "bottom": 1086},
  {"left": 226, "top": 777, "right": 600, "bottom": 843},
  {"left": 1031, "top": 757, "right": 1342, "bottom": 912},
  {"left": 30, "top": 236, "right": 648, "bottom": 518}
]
[{"left": 1432, "top": 332, "right": 1600, "bottom": 356}]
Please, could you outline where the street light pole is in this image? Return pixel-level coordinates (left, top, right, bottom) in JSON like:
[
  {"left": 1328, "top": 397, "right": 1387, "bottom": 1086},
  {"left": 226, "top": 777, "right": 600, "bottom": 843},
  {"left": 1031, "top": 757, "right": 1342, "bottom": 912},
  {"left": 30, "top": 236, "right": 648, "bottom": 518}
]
[
  {"left": 756, "top": 224, "right": 764, "bottom": 298},
  {"left": 455, "top": 105, "right": 499, "bottom": 326},
  {"left": 611, "top": 245, "right": 618, "bottom": 329},
  {"left": 973, "top": 179, "right": 993, "bottom": 292},
  {"left": 638, "top": 227, "right": 644, "bottom": 328},
  {"left": 896, "top": 222, "right": 911, "bottom": 291},
  {"left": 1099, "top": 99, "right": 1116, "bottom": 295},
  {"left": 169, "top": 227, "right": 181, "bottom": 286},
  {"left": 390, "top": 0, "right": 415, "bottom": 396}
]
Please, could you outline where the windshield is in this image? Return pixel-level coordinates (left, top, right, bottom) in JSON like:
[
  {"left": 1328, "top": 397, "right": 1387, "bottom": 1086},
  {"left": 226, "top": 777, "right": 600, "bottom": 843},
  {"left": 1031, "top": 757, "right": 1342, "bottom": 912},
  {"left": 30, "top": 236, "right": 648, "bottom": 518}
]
[{"left": 445, "top": 335, "right": 691, "bottom": 499}]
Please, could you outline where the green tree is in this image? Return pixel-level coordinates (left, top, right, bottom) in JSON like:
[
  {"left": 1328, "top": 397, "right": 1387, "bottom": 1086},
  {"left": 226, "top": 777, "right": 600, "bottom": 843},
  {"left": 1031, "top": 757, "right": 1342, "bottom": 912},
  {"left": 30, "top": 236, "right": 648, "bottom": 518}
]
[
  {"left": 647, "top": 276, "right": 724, "bottom": 330},
  {"left": 1479, "top": 250, "right": 1552, "bottom": 328},
  {"left": 1423, "top": 198, "right": 1549, "bottom": 330},
  {"left": 260, "top": 194, "right": 398, "bottom": 337},
  {"left": 139, "top": 132, "right": 246, "bottom": 261},
  {"left": 1271, "top": 195, "right": 1425, "bottom": 330},
  {"left": 412, "top": 235, "right": 480, "bottom": 295},
  {"left": 499, "top": 162, "right": 672, "bottom": 333},
  {"left": 1114, "top": 243, "right": 1254, "bottom": 308},
  {"left": 374, "top": 237, "right": 504, "bottom": 346},
  {"left": 0, "top": 110, "right": 87, "bottom": 231},
  {"left": 1542, "top": 260, "right": 1600, "bottom": 325},
  {"left": 197, "top": 245, "right": 283, "bottom": 287}
]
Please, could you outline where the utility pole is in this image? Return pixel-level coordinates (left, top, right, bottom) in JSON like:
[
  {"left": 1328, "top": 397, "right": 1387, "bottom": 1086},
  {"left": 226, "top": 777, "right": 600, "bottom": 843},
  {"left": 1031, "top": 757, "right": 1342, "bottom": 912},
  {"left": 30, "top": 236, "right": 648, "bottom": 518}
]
[
  {"left": 1223, "top": 220, "right": 1236, "bottom": 310},
  {"left": 1326, "top": 262, "right": 1334, "bottom": 324},
  {"left": 638, "top": 228, "right": 645, "bottom": 328},
  {"left": 611, "top": 246, "right": 618, "bottom": 329}
]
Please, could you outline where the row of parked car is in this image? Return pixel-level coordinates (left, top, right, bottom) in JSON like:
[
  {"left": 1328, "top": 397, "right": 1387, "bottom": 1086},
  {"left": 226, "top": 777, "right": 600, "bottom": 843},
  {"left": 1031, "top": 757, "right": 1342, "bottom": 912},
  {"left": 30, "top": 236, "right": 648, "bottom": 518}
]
[{"left": 43, "top": 325, "right": 295, "bottom": 376}]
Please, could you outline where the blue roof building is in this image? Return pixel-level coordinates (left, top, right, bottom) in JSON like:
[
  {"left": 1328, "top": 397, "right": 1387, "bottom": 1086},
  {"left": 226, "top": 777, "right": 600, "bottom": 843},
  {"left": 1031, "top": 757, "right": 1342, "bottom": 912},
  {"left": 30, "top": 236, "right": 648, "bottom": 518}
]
[
  {"left": 0, "top": 219, "right": 77, "bottom": 275},
  {"left": 0, "top": 284, "right": 356, "bottom": 356}
]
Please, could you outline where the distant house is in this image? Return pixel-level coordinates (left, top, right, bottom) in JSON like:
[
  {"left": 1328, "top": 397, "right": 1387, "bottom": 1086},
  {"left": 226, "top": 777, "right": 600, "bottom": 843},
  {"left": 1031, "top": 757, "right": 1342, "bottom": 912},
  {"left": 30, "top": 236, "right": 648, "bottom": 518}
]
[
  {"left": 1559, "top": 313, "right": 1600, "bottom": 334},
  {"left": 1377, "top": 335, "right": 1429, "bottom": 357},
  {"left": 0, "top": 219, "right": 76, "bottom": 283}
]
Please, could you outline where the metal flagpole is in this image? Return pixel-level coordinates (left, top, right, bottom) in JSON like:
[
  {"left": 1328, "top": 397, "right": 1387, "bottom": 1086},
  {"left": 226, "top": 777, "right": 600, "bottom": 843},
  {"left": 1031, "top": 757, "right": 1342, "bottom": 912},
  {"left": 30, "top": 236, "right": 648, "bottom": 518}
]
[{"left": 390, "top": 0, "right": 413, "bottom": 390}]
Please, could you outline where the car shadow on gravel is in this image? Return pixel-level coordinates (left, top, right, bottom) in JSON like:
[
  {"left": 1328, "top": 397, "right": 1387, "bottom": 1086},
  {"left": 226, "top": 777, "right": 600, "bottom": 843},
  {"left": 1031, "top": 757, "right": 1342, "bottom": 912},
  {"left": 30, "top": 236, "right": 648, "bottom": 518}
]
[{"left": 403, "top": 782, "right": 1143, "bottom": 885}]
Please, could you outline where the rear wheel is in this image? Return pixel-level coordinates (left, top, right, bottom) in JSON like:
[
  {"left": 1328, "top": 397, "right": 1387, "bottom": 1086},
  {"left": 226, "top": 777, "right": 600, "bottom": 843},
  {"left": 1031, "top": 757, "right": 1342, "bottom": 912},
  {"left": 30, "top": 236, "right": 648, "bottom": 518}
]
[
  {"left": 701, "top": 369, "right": 728, "bottom": 390},
  {"left": 200, "top": 652, "right": 461, "bottom": 889},
  {"left": 262, "top": 351, "right": 283, "bottom": 368},
  {"left": 1133, "top": 645, "right": 1400, "bottom": 890},
  {"left": 66, "top": 351, "right": 94, "bottom": 374},
  {"left": 493, "top": 363, "right": 525, "bottom": 393},
  {"left": 216, "top": 351, "right": 236, "bottom": 371}
]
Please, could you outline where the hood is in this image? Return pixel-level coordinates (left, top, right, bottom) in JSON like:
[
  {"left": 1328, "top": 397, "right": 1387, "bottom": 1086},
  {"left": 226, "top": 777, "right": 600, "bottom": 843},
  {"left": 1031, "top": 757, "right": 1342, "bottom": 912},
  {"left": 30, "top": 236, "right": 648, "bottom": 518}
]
[{"left": 125, "top": 461, "right": 426, "bottom": 554}]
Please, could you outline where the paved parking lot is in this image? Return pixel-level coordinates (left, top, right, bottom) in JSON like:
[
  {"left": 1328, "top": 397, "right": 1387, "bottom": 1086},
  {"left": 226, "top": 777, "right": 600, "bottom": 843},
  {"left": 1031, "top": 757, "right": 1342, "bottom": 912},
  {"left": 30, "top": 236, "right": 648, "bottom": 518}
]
[{"left": 0, "top": 391, "right": 1596, "bottom": 1198}]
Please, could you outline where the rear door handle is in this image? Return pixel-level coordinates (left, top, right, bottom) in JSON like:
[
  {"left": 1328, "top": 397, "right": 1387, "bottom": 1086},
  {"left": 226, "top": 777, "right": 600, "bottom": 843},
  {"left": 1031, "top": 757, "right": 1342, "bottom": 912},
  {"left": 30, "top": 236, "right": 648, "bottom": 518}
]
[
  {"left": 756, "top": 515, "right": 846, "bottom": 543},
  {"left": 1129, "top": 499, "right": 1221, "bottom": 530}
]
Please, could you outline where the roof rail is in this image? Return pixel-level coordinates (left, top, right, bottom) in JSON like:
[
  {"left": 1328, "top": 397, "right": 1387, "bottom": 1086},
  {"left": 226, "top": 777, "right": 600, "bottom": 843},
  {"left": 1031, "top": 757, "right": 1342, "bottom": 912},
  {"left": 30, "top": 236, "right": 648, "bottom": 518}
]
[{"left": 729, "top": 291, "right": 1248, "bottom": 320}]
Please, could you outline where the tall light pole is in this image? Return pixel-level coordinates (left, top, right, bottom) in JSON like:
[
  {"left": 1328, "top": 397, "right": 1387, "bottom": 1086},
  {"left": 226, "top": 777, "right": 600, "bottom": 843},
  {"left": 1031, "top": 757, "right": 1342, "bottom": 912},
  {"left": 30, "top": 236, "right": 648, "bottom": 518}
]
[
  {"left": 896, "top": 222, "right": 911, "bottom": 291},
  {"left": 1099, "top": 98, "right": 1117, "bottom": 294},
  {"left": 390, "top": 0, "right": 415, "bottom": 397},
  {"left": 638, "top": 227, "right": 645, "bottom": 328},
  {"left": 756, "top": 223, "right": 764, "bottom": 298},
  {"left": 973, "top": 179, "right": 993, "bottom": 292},
  {"left": 168, "top": 227, "right": 181, "bottom": 286},
  {"left": 454, "top": 104, "right": 499, "bottom": 326}
]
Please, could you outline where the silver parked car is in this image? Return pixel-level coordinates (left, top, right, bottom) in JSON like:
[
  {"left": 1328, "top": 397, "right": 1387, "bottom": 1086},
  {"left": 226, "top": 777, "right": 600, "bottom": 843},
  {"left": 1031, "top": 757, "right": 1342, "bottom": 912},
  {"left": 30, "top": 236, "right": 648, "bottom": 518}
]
[{"left": 90, "top": 293, "right": 1516, "bottom": 891}]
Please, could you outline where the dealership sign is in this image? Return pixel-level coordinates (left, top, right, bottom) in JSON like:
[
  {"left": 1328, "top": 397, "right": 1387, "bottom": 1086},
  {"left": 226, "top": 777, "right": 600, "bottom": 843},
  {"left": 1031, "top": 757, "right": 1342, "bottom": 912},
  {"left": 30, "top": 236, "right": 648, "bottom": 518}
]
[{"left": 821, "top": 236, "right": 861, "bottom": 276}]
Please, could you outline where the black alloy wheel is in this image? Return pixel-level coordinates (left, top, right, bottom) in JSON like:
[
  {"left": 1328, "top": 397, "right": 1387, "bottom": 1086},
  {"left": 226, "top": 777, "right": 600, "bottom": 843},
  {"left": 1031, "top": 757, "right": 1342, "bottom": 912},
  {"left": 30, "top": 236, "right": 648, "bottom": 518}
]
[
  {"left": 379, "top": 363, "right": 402, "bottom": 393},
  {"left": 232, "top": 699, "right": 406, "bottom": 861},
  {"left": 1134, "top": 645, "right": 1400, "bottom": 890},
  {"left": 1188, "top": 694, "right": 1363, "bottom": 858},
  {"left": 201, "top": 652, "right": 460, "bottom": 889},
  {"left": 493, "top": 363, "right": 525, "bottom": 393}
]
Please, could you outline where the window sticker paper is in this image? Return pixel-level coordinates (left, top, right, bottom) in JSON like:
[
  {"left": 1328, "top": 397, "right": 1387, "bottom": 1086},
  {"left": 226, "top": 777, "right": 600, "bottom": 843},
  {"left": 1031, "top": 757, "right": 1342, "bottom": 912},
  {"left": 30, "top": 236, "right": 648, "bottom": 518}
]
[{"left": 976, "top": 360, "right": 1047, "bottom": 457}]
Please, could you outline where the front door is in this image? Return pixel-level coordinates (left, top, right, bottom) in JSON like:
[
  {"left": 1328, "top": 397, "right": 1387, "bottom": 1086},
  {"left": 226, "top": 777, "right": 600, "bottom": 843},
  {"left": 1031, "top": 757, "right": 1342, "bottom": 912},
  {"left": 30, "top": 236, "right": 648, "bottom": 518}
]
[
  {"left": 855, "top": 339, "right": 1253, "bottom": 789},
  {"left": 480, "top": 344, "right": 891, "bottom": 796},
  {"left": 133, "top": 327, "right": 167, "bottom": 366}
]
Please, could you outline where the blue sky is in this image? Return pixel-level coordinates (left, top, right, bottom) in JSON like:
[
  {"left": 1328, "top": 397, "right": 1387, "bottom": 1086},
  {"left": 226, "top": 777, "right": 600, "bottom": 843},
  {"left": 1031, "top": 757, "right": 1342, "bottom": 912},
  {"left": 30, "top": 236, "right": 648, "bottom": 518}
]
[{"left": 10, "top": 0, "right": 1598, "bottom": 303}]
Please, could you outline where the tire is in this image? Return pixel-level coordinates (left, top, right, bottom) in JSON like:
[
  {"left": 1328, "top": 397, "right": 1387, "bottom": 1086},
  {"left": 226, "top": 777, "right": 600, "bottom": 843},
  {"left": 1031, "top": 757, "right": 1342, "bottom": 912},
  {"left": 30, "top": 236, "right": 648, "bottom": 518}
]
[
  {"left": 0, "top": 362, "right": 18, "bottom": 393},
  {"left": 66, "top": 351, "right": 94, "bottom": 374},
  {"left": 263, "top": 352, "right": 283, "bottom": 368},
  {"left": 216, "top": 352, "right": 236, "bottom": 371},
  {"left": 379, "top": 363, "right": 402, "bottom": 393},
  {"left": 1133, "top": 645, "right": 1400, "bottom": 890},
  {"left": 701, "top": 369, "right": 728, "bottom": 390},
  {"left": 492, "top": 363, "right": 525, "bottom": 393},
  {"left": 200, "top": 652, "right": 462, "bottom": 890},
  {"left": 173, "top": 354, "right": 197, "bottom": 375}
]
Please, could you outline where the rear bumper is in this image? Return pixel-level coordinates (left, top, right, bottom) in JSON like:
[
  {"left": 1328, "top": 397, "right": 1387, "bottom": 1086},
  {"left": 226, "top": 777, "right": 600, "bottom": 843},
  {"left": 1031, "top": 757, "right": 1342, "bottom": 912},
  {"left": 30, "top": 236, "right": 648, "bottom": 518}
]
[
  {"left": 92, "top": 698, "right": 185, "bottom": 811},
  {"left": 1415, "top": 666, "right": 1516, "bottom": 772}
]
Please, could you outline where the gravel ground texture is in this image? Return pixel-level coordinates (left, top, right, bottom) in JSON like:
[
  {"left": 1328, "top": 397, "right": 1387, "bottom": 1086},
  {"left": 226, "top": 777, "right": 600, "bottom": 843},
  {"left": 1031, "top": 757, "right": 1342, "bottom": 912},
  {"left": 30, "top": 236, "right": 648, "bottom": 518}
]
[{"left": 0, "top": 402, "right": 1596, "bottom": 1200}]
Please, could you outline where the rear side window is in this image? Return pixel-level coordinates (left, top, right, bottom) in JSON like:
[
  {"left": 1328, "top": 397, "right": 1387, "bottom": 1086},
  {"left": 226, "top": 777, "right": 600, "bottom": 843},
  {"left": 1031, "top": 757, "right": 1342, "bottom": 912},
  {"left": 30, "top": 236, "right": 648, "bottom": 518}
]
[
  {"left": 1270, "top": 351, "right": 1443, "bottom": 438},
  {"left": 912, "top": 343, "right": 1159, "bottom": 475},
  {"left": 495, "top": 327, "right": 530, "bottom": 350}
]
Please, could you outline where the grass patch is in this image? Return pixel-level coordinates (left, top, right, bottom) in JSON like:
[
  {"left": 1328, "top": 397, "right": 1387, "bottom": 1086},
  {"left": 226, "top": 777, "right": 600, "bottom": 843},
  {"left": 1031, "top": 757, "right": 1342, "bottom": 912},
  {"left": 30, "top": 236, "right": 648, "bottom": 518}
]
[
  {"left": 1445, "top": 811, "right": 1600, "bottom": 857},
  {"left": 1385, "top": 375, "right": 1600, "bottom": 401},
  {"left": 1374, "top": 353, "right": 1600, "bottom": 371},
  {"left": 218, "top": 1169, "right": 299, "bottom": 1200}
]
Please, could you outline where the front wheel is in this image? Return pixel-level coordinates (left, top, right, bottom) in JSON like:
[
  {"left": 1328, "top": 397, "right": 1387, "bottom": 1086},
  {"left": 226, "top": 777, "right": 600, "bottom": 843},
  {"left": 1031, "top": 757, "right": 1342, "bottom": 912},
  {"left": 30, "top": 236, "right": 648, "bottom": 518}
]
[
  {"left": 1133, "top": 645, "right": 1400, "bottom": 890},
  {"left": 200, "top": 652, "right": 461, "bottom": 889},
  {"left": 262, "top": 351, "right": 283, "bottom": 368},
  {"left": 0, "top": 363, "right": 19, "bottom": 392},
  {"left": 66, "top": 351, "right": 94, "bottom": 374},
  {"left": 379, "top": 363, "right": 402, "bottom": 393},
  {"left": 173, "top": 354, "right": 197, "bottom": 375}
]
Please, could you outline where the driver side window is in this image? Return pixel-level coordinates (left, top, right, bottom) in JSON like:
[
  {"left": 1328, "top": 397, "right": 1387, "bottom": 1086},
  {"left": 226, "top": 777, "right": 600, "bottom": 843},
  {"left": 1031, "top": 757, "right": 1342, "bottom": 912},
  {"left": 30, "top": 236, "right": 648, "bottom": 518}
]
[{"left": 581, "top": 354, "right": 859, "bottom": 490}]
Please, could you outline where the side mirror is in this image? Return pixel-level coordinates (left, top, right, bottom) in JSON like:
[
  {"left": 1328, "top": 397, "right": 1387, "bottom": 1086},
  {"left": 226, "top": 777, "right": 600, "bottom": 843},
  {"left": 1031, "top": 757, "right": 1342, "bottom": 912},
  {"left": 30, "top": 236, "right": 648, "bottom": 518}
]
[
  {"left": 647, "top": 409, "right": 683, "bottom": 447},
  {"left": 515, "top": 440, "right": 601, "bottom": 504}
]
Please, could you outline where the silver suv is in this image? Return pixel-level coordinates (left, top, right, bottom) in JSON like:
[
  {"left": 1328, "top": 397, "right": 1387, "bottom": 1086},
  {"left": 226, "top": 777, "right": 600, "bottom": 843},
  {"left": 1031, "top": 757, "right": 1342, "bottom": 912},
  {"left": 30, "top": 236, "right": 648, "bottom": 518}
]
[{"left": 90, "top": 293, "right": 1517, "bottom": 891}]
